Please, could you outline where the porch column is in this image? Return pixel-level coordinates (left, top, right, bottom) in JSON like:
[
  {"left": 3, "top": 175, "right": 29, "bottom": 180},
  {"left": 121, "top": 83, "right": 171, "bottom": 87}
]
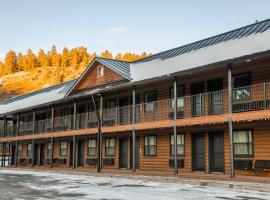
[
  {"left": 72, "top": 135, "right": 76, "bottom": 169},
  {"left": 15, "top": 114, "right": 20, "bottom": 167},
  {"left": 51, "top": 106, "right": 55, "bottom": 132},
  {"left": 1, "top": 142, "right": 4, "bottom": 167},
  {"left": 73, "top": 101, "right": 77, "bottom": 169},
  {"left": 31, "top": 139, "right": 35, "bottom": 167},
  {"left": 132, "top": 88, "right": 136, "bottom": 172},
  {"left": 98, "top": 95, "right": 103, "bottom": 172},
  {"left": 173, "top": 78, "right": 178, "bottom": 175},
  {"left": 228, "top": 64, "right": 235, "bottom": 178},
  {"left": 32, "top": 110, "right": 36, "bottom": 134},
  {"left": 50, "top": 137, "right": 54, "bottom": 168}
]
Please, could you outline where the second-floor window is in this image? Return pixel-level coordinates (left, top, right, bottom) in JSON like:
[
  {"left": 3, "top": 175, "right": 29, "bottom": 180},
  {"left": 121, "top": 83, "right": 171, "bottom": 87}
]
[
  {"left": 144, "top": 135, "right": 157, "bottom": 156},
  {"left": 88, "top": 139, "right": 96, "bottom": 157},
  {"left": 60, "top": 141, "right": 67, "bottom": 157},
  {"left": 233, "top": 130, "right": 253, "bottom": 157},
  {"left": 105, "top": 138, "right": 115, "bottom": 157},
  {"left": 47, "top": 143, "right": 52, "bottom": 157},
  {"left": 169, "top": 86, "right": 185, "bottom": 111},
  {"left": 170, "top": 134, "right": 184, "bottom": 156},
  {"left": 144, "top": 91, "right": 157, "bottom": 114},
  {"left": 97, "top": 65, "right": 104, "bottom": 77},
  {"left": 233, "top": 72, "right": 251, "bottom": 102},
  {"left": 27, "top": 144, "right": 32, "bottom": 157},
  {"left": 18, "top": 144, "right": 23, "bottom": 157}
]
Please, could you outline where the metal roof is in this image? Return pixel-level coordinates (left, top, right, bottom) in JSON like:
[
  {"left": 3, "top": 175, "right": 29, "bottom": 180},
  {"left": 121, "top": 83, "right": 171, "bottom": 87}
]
[
  {"left": 133, "top": 19, "right": 270, "bottom": 64},
  {"left": 95, "top": 57, "right": 131, "bottom": 80},
  {"left": 0, "top": 79, "right": 76, "bottom": 115}
]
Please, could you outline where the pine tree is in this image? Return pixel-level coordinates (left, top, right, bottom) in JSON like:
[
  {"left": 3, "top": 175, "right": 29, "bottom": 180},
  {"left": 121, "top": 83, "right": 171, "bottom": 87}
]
[
  {"left": 101, "top": 50, "right": 112, "bottom": 59},
  {"left": 25, "top": 49, "right": 38, "bottom": 70},
  {"left": 4, "top": 50, "right": 18, "bottom": 74},
  {"left": 17, "top": 53, "right": 25, "bottom": 71},
  {"left": 61, "top": 47, "right": 70, "bottom": 68},
  {"left": 37, "top": 49, "right": 47, "bottom": 67}
]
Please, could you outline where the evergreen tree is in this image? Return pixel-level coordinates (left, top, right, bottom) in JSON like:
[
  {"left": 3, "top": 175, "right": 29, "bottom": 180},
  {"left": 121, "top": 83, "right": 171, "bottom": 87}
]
[
  {"left": 37, "top": 49, "right": 47, "bottom": 67},
  {"left": 4, "top": 50, "right": 17, "bottom": 74}
]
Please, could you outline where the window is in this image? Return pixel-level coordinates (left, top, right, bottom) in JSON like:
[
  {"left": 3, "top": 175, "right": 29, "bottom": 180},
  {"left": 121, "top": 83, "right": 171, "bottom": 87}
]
[
  {"left": 233, "top": 130, "right": 253, "bottom": 157},
  {"left": 105, "top": 138, "right": 115, "bottom": 157},
  {"left": 88, "top": 139, "right": 96, "bottom": 157},
  {"left": 169, "top": 86, "right": 185, "bottom": 111},
  {"left": 233, "top": 73, "right": 252, "bottom": 102},
  {"left": 47, "top": 143, "right": 52, "bottom": 157},
  {"left": 97, "top": 65, "right": 104, "bottom": 77},
  {"left": 144, "top": 91, "right": 157, "bottom": 114},
  {"left": 60, "top": 141, "right": 67, "bottom": 157},
  {"left": 144, "top": 135, "right": 157, "bottom": 156},
  {"left": 170, "top": 134, "right": 184, "bottom": 156},
  {"left": 27, "top": 144, "right": 32, "bottom": 157},
  {"left": 18, "top": 144, "right": 23, "bottom": 157}
]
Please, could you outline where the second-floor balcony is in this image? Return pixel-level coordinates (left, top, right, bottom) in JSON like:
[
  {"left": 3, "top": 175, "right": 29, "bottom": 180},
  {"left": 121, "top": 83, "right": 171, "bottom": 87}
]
[{"left": 1, "top": 82, "right": 270, "bottom": 138}]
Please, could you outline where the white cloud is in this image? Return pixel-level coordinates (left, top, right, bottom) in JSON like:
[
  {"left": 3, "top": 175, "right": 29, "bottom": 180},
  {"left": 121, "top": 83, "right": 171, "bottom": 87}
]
[{"left": 108, "top": 26, "right": 128, "bottom": 33}]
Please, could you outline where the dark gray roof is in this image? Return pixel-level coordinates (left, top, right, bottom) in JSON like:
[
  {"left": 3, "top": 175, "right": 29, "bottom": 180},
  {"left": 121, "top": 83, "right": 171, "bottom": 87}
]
[
  {"left": 0, "top": 79, "right": 76, "bottom": 115},
  {"left": 96, "top": 57, "right": 131, "bottom": 80},
  {"left": 133, "top": 19, "right": 270, "bottom": 64}
]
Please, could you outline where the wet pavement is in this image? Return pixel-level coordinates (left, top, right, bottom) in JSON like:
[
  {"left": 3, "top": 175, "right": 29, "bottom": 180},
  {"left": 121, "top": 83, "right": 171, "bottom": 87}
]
[{"left": 0, "top": 169, "right": 269, "bottom": 200}]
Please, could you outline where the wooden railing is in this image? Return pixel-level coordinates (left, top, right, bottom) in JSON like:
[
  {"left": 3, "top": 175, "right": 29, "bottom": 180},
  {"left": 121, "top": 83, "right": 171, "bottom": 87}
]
[{"left": 1, "top": 82, "right": 270, "bottom": 137}]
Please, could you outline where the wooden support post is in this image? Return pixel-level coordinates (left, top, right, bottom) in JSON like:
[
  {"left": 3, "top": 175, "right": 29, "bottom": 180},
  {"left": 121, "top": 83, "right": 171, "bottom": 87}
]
[
  {"left": 173, "top": 78, "right": 178, "bottom": 175},
  {"left": 228, "top": 64, "right": 235, "bottom": 178},
  {"left": 73, "top": 101, "right": 77, "bottom": 169},
  {"left": 15, "top": 114, "right": 19, "bottom": 167},
  {"left": 50, "top": 137, "right": 53, "bottom": 168},
  {"left": 32, "top": 110, "right": 36, "bottom": 134},
  {"left": 51, "top": 106, "right": 54, "bottom": 132},
  {"left": 132, "top": 88, "right": 136, "bottom": 172},
  {"left": 31, "top": 139, "right": 35, "bottom": 167},
  {"left": 72, "top": 135, "right": 76, "bottom": 169},
  {"left": 73, "top": 101, "right": 77, "bottom": 130},
  {"left": 1, "top": 142, "right": 4, "bottom": 167}
]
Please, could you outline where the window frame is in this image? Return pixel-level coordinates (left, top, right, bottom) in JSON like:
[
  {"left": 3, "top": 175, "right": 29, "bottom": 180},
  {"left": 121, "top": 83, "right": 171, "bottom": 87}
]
[
  {"left": 169, "top": 85, "right": 185, "bottom": 111},
  {"left": 60, "top": 141, "right": 67, "bottom": 157},
  {"left": 144, "top": 135, "right": 157, "bottom": 157},
  {"left": 18, "top": 144, "right": 23, "bottom": 158},
  {"left": 97, "top": 65, "right": 104, "bottom": 77},
  {"left": 47, "top": 143, "right": 52, "bottom": 157},
  {"left": 105, "top": 138, "right": 115, "bottom": 157},
  {"left": 233, "top": 129, "right": 254, "bottom": 158},
  {"left": 232, "top": 72, "right": 252, "bottom": 102},
  {"left": 88, "top": 139, "right": 96, "bottom": 157},
  {"left": 27, "top": 143, "right": 32, "bottom": 157},
  {"left": 170, "top": 133, "right": 185, "bottom": 157},
  {"left": 143, "top": 91, "right": 158, "bottom": 114}
]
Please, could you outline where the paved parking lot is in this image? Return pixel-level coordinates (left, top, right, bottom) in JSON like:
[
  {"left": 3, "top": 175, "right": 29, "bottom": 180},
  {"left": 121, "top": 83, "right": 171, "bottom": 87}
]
[{"left": 0, "top": 169, "right": 270, "bottom": 200}]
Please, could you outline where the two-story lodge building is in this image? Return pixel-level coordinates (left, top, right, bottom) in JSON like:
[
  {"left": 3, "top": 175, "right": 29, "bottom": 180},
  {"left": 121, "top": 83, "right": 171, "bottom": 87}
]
[{"left": 1, "top": 19, "right": 270, "bottom": 178}]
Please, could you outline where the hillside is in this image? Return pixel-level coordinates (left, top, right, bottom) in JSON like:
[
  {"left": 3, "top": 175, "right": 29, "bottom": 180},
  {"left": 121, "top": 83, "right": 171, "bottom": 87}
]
[{"left": 0, "top": 46, "right": 150, "bottom": 100}]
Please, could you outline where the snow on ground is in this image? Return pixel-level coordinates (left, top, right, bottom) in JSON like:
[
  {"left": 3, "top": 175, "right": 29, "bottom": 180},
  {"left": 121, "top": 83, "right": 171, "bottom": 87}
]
[{"left": 0, "top": 169, "right": 270, "bottom": 200}]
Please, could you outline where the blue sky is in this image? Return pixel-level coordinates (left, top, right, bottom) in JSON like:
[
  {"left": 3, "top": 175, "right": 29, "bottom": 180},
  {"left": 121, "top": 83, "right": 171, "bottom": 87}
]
[{"left": 0, "top": 0, "right": 269, "bottom": 60}]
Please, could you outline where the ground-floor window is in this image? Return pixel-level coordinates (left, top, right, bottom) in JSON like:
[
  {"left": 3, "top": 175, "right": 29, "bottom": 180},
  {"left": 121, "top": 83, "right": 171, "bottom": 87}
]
[
  {"left": 47, "top": 143, "right": 52, "bottom": 157},
  {"left": 105, "top": 138, "right": 115, "bottom": 157},
  {"left": 27, "top": 144, "right": 32, "bottom": 157},
  {"left": 88, "top": 139, "right": 96, "bottom": 157},
  {"left": 60, "top": 141, "right": 67, "bottom": 157},
  {"left": 233, "top": 130, "right": 253, "bottom": 157},
  {"left": 144, "top": 135, "right": 157, "bottom": 156},
  {"left": 170, "top": 134, "right": 184, "bottom": 156},
  {"left": 18, "top": 144, "right": 23, "bottom": 157}
]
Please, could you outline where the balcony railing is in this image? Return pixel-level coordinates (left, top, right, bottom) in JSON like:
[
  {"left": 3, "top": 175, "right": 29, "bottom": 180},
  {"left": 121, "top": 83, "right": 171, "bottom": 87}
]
[{"left": 1, "top": 82, "right": 270, "bottom": 137}]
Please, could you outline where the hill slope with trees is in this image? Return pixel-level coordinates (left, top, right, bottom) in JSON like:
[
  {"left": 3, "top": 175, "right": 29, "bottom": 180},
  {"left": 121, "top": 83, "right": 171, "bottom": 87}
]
[{"left": 0, "top": 46, "right": 150, "bottom": 99}]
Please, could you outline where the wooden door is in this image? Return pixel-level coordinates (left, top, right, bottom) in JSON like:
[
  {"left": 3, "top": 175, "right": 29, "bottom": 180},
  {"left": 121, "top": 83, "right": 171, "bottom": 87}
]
[
  {"left": 130, "top": 136, "right": 140, "bottom": 169},
  {"left": 192, "top": 133, "right": 205, "bottom": 171},
  {"left": 119, "top": 138, "right": 128, "bottom": 169},
  {"left": 119, "top": 97, "right": 130, "bottom": 124},
  {"left": 77, "top": 141, "right": 84, "bottom": 167},
  {"left": 209, "top": 132, "right": 224, "bottom": 173}
]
